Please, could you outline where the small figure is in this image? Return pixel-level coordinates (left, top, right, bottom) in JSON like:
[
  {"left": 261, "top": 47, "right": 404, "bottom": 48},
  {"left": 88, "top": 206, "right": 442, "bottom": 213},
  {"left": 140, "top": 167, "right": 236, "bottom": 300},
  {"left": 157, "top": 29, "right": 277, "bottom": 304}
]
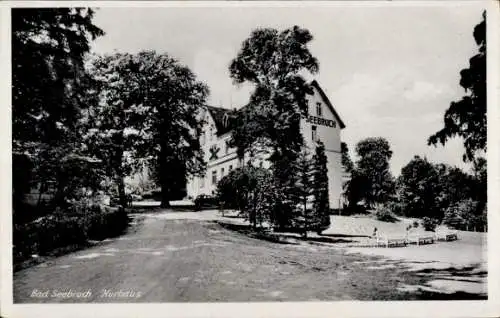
[{"left": 372, "top": 227, "right": 378, "bottom": 238}]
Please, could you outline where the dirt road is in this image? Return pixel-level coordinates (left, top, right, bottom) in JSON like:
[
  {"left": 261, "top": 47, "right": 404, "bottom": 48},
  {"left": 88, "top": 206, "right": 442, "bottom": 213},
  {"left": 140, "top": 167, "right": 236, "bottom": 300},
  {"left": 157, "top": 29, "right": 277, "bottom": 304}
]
[{"left": 14, "top": 211, "right": 486, "bottom": 302}]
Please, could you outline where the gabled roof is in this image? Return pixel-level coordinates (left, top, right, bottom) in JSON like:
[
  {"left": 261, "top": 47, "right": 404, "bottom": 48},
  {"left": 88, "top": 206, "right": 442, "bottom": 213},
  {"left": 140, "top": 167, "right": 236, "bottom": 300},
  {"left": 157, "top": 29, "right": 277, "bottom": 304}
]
[
  {"left": 204, "top": 105, "right": 235, "bottom": 136},
  {"left": 204, "top": 80, "right": 345, "bottom": 135},
  {"left": 311, "top": 80, "right": 346, "bottom": 129}
]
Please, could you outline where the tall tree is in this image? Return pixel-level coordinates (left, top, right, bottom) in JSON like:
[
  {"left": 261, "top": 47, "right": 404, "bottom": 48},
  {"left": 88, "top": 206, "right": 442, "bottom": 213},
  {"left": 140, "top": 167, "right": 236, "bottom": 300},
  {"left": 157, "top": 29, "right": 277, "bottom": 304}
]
[
  {"left": 340, "top": 142, "right": 354, "bottom": 173},
  {"left": 396, "top": 156, "right": 442, "bottom": 218},
  {"left": 428, "top": 12, "right": 486, "bottom": 162},
  {"left": 12, "top": 8, "right": 104, "bottom": 146},
  {"left": 228, "top": 26, "right": 319, "bottom": 228},
  {"left": 83, "top": 53, "right": 152, "bottom": 207},
  {"left": 354, "top": 137, "right": 395, "bottom": 208},
  {"left": 397, "top": 156, "right": 477, "bottom": 220},
  {"left": 12, "top": 8, "right": 104, "bottom": 210},
  {"left": 471, "top": 157, "right": 487, "bottom": 209},
  {"left": 311, "top": 141, "right": 331, "bottom": 234},
  {"left": 290, "top": 149, "right": 314, "bottom": 237},
  {"left": 127, "top": 51, "right": 209, "bottom": 207}
]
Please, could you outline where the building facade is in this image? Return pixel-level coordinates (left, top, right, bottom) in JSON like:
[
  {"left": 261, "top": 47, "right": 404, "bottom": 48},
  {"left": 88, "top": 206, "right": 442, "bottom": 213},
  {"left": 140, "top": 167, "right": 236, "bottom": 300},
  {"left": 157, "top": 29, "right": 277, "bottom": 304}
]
[{"left": 186, "top": 80, "right": 346, "bottom": 209}]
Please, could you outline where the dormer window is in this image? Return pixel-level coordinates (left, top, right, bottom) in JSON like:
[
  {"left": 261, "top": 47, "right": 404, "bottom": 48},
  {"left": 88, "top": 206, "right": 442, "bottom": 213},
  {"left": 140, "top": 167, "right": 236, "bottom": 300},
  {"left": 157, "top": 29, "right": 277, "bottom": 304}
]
[{"left": 316, "top": 102, "right": 322, "bottom": 117}]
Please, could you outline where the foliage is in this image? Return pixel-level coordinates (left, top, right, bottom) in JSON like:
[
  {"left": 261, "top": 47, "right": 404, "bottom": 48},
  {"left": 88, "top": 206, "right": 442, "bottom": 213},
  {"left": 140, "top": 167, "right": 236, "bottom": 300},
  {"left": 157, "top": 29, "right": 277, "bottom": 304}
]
[
  {"left": 396, "top": 156, "right": 441, "bottom": 218},
  {"left": 12, "top": 8, "right": 105, "bottom": 213},
  {"left": 216, "top": 166, "right": 272, "bottom": 227},
  {"left": 310, "top": 141, "right": 331, "bottom": 234},
  {"left": 422, "top": 217, "right": 439, "bottom": 232},
  {"left": 133, "top": 51, "right": 209, "bottom": 207},
  {"left": 374, "top": 204, "right": 398, "bottom": 223},
  {"left": 428, "top": 12, "right": 486, "bottom": 162},
  {"left": 442, "top": 199, "right": 486, "bottom": 231},
  {"left": 83, "top": 53, "right": 155, "bottom": 207},
  {"left": 340, "top": 142, "right": 354, "bottom": 173},
  {"left": 13, "top": 204, "right": 129, "bottom": 265},
  {"left": 228, "top": 26, "right": 319, "bottom": 228},
  {"left": 471, "top": 157, "right": 487, "bottom": 209},
  {"left": 12, "top": 8, "right": 104, "bottom": 146},
  {"left": 396, "top": 156, "right": 478, "bottom": 221},
  {"left": 289, "top": 149, "right": 314, "bottom": 236},
  {"left": 347, "top": 137, "right": 395, "bottom": 208},
  {"left": 86, "top": 51, "right": 209, "bottom": 207}
]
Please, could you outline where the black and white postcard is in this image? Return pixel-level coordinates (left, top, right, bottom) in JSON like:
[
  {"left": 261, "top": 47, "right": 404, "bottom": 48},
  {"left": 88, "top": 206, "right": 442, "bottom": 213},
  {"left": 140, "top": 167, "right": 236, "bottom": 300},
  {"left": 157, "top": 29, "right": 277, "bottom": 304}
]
[{"left": 1, "top": 1, "right": 499, "bottom": 317}]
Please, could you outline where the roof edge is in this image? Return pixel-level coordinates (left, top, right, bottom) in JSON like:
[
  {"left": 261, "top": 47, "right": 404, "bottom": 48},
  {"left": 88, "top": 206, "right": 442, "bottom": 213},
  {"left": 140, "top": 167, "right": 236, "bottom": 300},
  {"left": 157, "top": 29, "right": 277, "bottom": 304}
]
[{"left": 310, "top": 80, "right": 346, "bottom": 129}]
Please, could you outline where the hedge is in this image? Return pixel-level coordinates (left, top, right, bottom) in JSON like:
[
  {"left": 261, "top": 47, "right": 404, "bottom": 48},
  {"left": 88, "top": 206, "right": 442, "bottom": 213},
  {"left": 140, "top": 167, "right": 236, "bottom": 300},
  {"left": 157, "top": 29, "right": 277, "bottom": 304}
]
[{"left": 13, "top": 204, "right": 129, "bottom": 264}]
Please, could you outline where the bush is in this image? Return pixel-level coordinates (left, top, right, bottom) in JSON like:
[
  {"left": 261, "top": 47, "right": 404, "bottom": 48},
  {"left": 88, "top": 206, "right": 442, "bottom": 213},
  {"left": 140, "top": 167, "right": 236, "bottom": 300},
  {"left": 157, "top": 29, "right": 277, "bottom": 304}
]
[
  {"left": 13, "top": 202, "right": 129, "bottom": 265},
  {"left": 422, "top": 217, "right": 439, "bottom": 232},
  {"left": 412, "top": 220, "right": 420, "bottom": 228},
  {"left": 374, "top": 204, "right": 398, "bottom": 222}
]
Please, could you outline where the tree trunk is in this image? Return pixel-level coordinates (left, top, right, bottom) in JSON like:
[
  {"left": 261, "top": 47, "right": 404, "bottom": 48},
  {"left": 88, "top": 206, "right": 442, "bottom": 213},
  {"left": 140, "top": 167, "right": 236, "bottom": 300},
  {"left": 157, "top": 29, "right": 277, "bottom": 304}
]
[
  {"left": 160, "top": 184, "right": 171, "bottom": 208},
  {"left": 159, "top": 144, "right": 171, "bottom": 208},
  {"left": 252, "top": 194, "right": 257, "bottom": 229},
  {"left": 36, "top": 182, "right": 45, "bottom": 208},
  {"left": 117, "top": 176, "right": 127, "bottom": 208}
]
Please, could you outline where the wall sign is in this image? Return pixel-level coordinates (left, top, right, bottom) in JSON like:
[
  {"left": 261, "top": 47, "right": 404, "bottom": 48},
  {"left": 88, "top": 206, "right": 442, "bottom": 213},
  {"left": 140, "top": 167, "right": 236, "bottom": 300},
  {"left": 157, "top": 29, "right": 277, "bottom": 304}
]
[
  {"left": 304, "top": 115, "right": 337, "bottom": 128},
  {"left": 209, "top": 145, "right": 220, "bottom": 160}
]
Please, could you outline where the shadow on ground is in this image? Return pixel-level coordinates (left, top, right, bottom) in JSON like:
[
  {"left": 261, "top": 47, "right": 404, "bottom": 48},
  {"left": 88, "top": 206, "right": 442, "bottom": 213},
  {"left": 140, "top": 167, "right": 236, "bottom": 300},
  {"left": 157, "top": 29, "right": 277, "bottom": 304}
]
[{"left": 216, "top": 221, "right": 359, "bottom": 245}]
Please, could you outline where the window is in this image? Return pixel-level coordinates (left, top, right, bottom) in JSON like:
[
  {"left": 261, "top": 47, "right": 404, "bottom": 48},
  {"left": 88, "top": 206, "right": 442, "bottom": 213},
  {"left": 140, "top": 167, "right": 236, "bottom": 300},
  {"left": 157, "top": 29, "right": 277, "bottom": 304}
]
[
  {"left": 200, "top": 176, "right": 205, "bottom": 188},
  {"left": 316, "top": 102, "right": 322, "bottom": 117},
  {"left": 229, "top": 165, "right": 233, "bottom": 171},
  {"left": 212, "top": 170, "right": 217, "bottom": 185},
  {"left": 225, "top": 140, "right": 230, "bottom": 154},
  {"left": 312, "top": 125, "right": 317, "bottom": 142},
  {"left": 221, "top": 168, "right": 225, "bottom": 177}
]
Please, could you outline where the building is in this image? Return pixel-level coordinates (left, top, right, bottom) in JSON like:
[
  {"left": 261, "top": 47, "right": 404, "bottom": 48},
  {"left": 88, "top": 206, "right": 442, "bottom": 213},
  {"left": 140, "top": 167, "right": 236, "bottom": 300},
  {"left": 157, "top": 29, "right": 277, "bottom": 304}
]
[{"left": 186, "top": 80, "right": 346, "bottom": 209}]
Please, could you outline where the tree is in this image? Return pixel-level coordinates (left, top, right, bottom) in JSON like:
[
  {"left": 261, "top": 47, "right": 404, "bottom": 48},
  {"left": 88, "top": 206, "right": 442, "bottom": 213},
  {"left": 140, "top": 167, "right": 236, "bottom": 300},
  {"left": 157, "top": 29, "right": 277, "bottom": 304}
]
[
  {"left": 354, "top": 137, "right": 395, "bottom": 208},
  {"left": 434, "top": 163, "right": 476, "bottom": 215},
  {"left": 311, "top": 141, "right": 331, "bottom": 234},
  {"left": 12, "top": 8, "right": 104, "bottom": 211},
  {"left": 290, "top": 149, "right": 314, "bottom": 237},
  {"left": 396, "top": 156, "right": 477, "bottom": 221},
  {"left": 83, "top": 53, "right": 153, "bottom": 207},
  {"left": 396, "top": 156, "right": 442, "bottom": 218},
  {"left": 471, "top": 157, "right": 487, "bottom": 210},
  {"left": 340, "top": 142, "right": 354, "bottom": 173},
  {"left": 98, "top": 51, "right": 209, "bottom": 208},
  {"left": 443, "top": 199, "right": 484, "bottom": 231},
  {"left": 428, "top": 12, "right": 486, "bottom": 162},
  {"left": 216, "top": 166, "right": 272, "bottom": 228},
  {"left": 228, "top": 26, "right": 319, "bottom": 228},
  {"left": 12, "top": 8, "right": 104, "bottom": 146}
]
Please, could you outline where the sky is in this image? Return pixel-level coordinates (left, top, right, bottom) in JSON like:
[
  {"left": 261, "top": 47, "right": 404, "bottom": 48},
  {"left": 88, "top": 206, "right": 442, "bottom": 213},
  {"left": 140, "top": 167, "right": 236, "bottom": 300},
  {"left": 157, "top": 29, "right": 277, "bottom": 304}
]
[{"left": 90, "top": 3, "right": 485, "bottom": 176}]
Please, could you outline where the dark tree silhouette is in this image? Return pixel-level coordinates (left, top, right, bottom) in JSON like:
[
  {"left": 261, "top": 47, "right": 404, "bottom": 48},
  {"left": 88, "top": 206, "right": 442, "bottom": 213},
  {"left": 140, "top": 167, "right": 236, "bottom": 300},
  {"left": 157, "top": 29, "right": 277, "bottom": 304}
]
[{"left": 428, "top": 12, "right": 486, "bottom": 162}]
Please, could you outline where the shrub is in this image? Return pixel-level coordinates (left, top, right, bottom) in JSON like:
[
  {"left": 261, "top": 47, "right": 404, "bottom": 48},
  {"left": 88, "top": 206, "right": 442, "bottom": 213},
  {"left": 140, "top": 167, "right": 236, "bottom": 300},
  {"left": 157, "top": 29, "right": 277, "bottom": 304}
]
[
  {"left": 374, "top": 204, "right": 398, "bottom": 222},
  {"left": 422, "top": 217, "right": 439, "bottom": 232},
  {"left": 215, "top": 166, "right": 272, "bottom": 226},
  {"left": 412, "top": 220, "right": 420, "bottom": 228},
  {"left": 13, "top": 202, "right": 129, "bottom": 265}
]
